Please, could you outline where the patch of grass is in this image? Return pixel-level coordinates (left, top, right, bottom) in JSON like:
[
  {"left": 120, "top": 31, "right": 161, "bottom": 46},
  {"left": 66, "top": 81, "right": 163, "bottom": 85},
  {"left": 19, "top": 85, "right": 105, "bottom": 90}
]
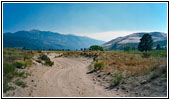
[
  {"left": 127, "top": 50, "right": 167, "bottom": 58},
  {"left": 25, "top": 59, "right": 32, "bottom": 67},
  {"left": 128, "top": 50, "right": 142, "bottom": 55},
  {"left": 13, "top": 60, "right": 26, "bottom": 69},
  {"left": 142, "top": 52, "right": 151, "bottom": 58},
  {"left": 94, "top": 62, "right": 104, "bottom": 71},
  {"left": 3, "top": 63, "right": 27, "bottom": 93},
  {"left": 3, "top": 63, "right": 16, "bottom": 76},
  {"left": 16, "top": 71, "right": 25, "bottom": 77},
  {"left": 150, "top": 64, "right": 167, "bottom": 80},
  {"left": 3, "top": 63, "right": 16, "bottom": 80},
  {"left": 3, "top": 48, "right": 35, "bottom": 93},
  {"left": 148, "top": 50, "right": 167, "bottom": 57},
  {"left": 150, "top": 70, "right": 161, "bottom": 80},
  {"left": 13, "top": 59, "right": 32, "bottom": 69},
  {"left": 110, "top": 73, "right": 123, "bottom": 87},
  {"left": 3, "top": 80, "right": 15, "bottom": 93},
  {"left": 15, "top": 79, "right": 27, "bottom": 88}
]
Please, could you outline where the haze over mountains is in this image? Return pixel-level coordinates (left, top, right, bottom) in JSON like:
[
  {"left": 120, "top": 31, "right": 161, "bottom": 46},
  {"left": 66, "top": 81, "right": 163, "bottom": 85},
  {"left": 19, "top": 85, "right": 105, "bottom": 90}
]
[
  {"left": 3, "top": 29, "right": 104, "bottom": 50},
  {"left": 3, "top": 30, "right": 167, "bottom": 50},
  {"left": 102, "top": 32, "right": 167, "bottom": 50}
]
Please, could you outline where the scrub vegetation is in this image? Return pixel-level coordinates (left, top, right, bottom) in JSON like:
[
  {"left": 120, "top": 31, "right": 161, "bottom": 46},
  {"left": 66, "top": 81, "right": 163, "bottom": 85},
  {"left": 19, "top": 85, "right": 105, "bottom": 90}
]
[{"left": 3, "top": 47, "right": 167, "bottom": 97}]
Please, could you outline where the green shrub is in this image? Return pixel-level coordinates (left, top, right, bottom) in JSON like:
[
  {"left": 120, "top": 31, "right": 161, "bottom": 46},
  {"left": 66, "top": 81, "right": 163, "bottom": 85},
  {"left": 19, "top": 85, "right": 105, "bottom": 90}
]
[
  {"left": 45, "top": 59, "right": 54, "bottom": 66},
  {"left": 38, "top": 54, "right": 54, "bottom": 66},
  {"left": 94, "top": 62, "right": 104, "bottom": 71},
  {"left": 89, "top": 45, "right": 104, "bottom": 51},
  {"left": 110, "top": 74, "right": 123, "bottom": 87}
]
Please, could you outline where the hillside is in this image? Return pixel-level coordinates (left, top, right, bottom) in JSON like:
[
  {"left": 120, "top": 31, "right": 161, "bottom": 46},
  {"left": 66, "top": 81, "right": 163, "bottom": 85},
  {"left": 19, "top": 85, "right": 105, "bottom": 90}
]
[
  {"left": 102, "top": 32, "right": 167, "bottom": 50},
  {"left": 3, "top": 29, "right": 105, "bottom": 50}
]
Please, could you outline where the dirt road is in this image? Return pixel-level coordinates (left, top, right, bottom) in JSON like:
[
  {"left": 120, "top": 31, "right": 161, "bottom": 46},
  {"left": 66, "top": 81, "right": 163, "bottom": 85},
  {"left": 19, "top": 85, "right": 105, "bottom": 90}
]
[{"left": 8, "top": 53, "right": 125, "bottom": 97}]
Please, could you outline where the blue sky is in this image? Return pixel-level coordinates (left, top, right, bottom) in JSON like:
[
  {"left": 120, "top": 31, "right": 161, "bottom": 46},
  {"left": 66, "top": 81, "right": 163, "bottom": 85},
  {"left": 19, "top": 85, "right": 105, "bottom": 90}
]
[{"left": 3, "top": 3, "right": 167, "bottom": 41}]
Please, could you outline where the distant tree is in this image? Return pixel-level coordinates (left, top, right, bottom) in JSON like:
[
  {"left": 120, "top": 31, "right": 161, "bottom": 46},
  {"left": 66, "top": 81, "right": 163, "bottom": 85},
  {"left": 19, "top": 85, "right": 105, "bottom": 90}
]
[
  {"left": 124, "top": 46, "right": 131, "bottom": 51},
  {"left": 156, "top": 44, "right": 161, "bottom": 50},
  {"left": 81, "top": 48, "right": 83, "bottom": 51},
  {"left": 62, "top": 49, "right": 64, "bottom": 51},
  {"left": 23, "top": 47, "right": 26, "bottom": 50},
  {"left": 132, "top": 47, "right": 136, "bottom": 50},
  {"left": 89, "top": 45, "right": 104, "bottom": 51},
  {"left": 138, "top": 34, "right": 153, "bottom": 51},
  {"left": 84, "top": 48, "right": 86, "bottom": 51}
]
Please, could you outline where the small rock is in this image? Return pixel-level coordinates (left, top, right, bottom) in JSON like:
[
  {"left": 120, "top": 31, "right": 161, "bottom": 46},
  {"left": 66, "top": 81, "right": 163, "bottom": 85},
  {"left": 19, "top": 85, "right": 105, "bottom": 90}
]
[
  {"left": 107, "top": 72, "right": 110, "bottom": 75},
  {"left": 97, "top": 75, "right": 101, "bottom": 77},
  {"left": 31, "top": 80, "right": 34, "bottom": 82},
  {"left": 140, "top": 80, "right": 147, "bottom": 85},
  {"left": 121, "top": 86, "right": 126, "bottom": 90}
]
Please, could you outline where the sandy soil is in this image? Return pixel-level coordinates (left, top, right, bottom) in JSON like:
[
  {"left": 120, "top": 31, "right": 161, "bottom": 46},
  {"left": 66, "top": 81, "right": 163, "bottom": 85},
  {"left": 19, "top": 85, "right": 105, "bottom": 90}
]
[{"left": 6, "top": 53, "right": 126, "bottom": 97}]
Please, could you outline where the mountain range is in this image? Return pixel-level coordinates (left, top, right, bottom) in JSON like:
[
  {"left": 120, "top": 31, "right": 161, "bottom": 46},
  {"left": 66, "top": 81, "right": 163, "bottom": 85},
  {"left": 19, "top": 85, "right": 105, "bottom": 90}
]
[
  {"left": 102, "top": 32, "right": 167, "bottom": 50},
  {"left": 3, "top": 29, "right": 105, "bottom": 50},
  {"left": 3, "top": 30, "right": 167, "bottom": 50}
]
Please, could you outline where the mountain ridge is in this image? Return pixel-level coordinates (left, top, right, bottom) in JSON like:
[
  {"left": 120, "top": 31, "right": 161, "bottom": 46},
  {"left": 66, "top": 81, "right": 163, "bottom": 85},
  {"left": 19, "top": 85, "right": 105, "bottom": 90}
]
[
  {"left": 102, "top": 32, "right": 167, "bottom": 50},
  {"left": 3, "top": 29, "right": 105, "bottom": 50}
]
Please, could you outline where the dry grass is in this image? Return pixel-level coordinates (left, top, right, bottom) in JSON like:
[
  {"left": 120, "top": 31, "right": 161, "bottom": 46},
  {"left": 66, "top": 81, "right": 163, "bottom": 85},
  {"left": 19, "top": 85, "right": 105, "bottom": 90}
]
[
  {"left": 48, "top": 50, "right": 166, "bottom": 78},
  {"left": 93, "top": 51, "right": 165, "bottom": 77}
]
